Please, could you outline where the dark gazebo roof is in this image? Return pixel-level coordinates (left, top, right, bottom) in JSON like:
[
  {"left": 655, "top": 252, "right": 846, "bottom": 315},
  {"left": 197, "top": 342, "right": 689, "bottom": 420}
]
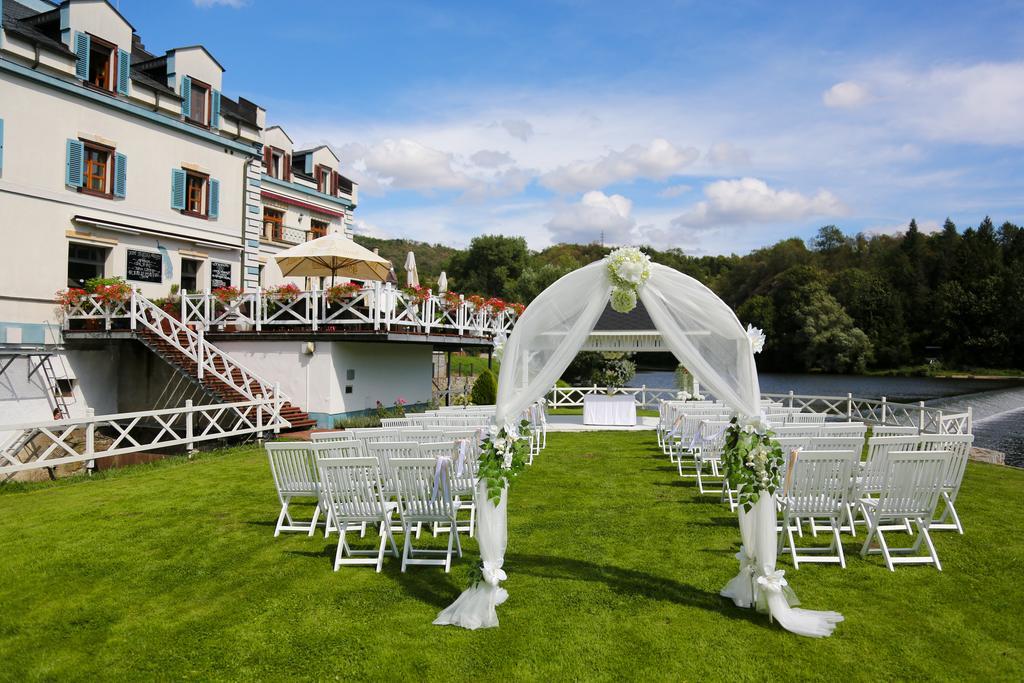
[{"left": 593, "top": 300, "right": 655, "bottom": 332}]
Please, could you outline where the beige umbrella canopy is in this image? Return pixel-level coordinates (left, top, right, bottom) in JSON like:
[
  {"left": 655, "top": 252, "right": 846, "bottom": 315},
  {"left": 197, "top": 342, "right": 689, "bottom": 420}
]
[
  {"left": 404, "top": 251, "right": 419, "bottom": 288},
  {"left": 273, "top": 233, "right": 392, "bottom": 283}
]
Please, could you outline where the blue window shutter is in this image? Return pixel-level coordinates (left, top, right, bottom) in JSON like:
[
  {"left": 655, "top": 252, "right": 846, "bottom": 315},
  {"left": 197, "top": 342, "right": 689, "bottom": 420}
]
[
  {"left": 113, "top": 153, "right": 127, "bottom": 198},
  {"left": 0, "top": 119, "right": 4, "bottom": 174},
  {"left": 208, "top": 178, "right": 220, "bottom": 219},
  {"left": 170, "top": 168, "right": 186, "bottom": 210},
  {"left": 210, "top": 90, "right": 221, "bottom": 130},
  {"left": 180, "top": 76, "right": 192, "bottom": 119},
  {"left": 66, "top": 139, "right": 84, "bottom": 187},
  {"left": 304, "top": 155, "right": 312, "bottom": 175},
  {"left": 74, "top": 32, "right": 90, "bottom": 80},
  {"left": 117, "top": 49, "right": 130, "bottom": 96}
]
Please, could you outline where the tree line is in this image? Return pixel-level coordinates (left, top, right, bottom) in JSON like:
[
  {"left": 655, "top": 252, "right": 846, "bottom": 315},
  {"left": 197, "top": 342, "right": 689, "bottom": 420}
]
[{"left": 362, "top": 217, "right": 1024, "bottom": 373}]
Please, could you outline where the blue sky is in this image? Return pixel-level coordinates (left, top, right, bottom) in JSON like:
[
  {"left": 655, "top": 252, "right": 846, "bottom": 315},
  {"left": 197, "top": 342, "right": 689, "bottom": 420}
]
[{"left": 121, "top": 0, "right": 1024, "bottom": 254}]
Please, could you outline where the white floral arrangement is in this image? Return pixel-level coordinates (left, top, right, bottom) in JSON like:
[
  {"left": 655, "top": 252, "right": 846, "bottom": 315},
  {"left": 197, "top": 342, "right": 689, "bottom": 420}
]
[
  {"left": 721, "top": 415, "right": 785, "bottom": 512},
  {"left": 606, "top": 247, "right": 652, "bottom": 313},
  {"left": 477, "top": 420, "right": 531, "bottom": 504},
  {"left": 746, "top": 324, "right": 766, "bottom": 354}
]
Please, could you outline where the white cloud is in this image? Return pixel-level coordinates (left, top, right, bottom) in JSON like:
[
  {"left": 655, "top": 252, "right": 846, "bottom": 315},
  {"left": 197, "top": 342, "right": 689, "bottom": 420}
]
[
  {"left": 706, "top": 142, "right": 751, "bottom": 167},
  {"left": 541, "top": 138, "right": 699, "bottom": 193},
  {"left": 673, "top": 177, "right": 847, "bottom": 228},
  {"left": 546, "top": 191, "right": 637, "bottom": 244},
  {"left": 658, "top": 183, "right": 692, "bottom": 198},
  {"left": 823, "top": 81, "right": 870, "bottom": 108},
  {"left": 339, "top": 139, "right": 476, "bottom": 194},
  {"left": 470, "top": 149, "right": 515, "bottom": 168},
  {"left": 499, "top": 119, "right": 534, "bottom": 142}
]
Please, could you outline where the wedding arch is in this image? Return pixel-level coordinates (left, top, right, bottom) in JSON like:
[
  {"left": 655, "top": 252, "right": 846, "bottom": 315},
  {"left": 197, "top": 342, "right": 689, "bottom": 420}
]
[{"left": 434, "top": 249, "right": 843, "bottom": 638}]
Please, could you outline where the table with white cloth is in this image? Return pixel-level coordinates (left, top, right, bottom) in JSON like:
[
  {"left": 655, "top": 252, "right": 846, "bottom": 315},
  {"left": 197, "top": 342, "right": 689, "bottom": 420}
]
[{"left": 582, "top": 395, "right": 637, "bottom": 426}]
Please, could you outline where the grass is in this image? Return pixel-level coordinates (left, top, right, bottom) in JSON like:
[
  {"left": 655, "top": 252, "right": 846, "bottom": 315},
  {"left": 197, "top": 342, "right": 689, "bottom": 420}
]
[{"left": 1, "top": 433, "right": 1022, "bottom": 680}]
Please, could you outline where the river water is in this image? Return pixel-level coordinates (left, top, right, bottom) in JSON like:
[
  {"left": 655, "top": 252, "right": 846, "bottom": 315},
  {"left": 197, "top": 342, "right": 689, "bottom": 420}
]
[{"left": 632, "top": 370, "right": 1024, "bottom": 466}]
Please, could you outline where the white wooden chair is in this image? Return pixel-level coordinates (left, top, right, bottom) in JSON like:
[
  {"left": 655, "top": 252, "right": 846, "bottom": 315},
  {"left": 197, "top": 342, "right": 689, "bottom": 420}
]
[
  {"left": 917, "top": 433, "right": 974, "bottom": 533},
  {"left": 872, "top": 425, "right": 919, "bottom": 436},
  {"left": 391, "top": 457, "right": 463, "bottom": 572},
  {"left": 778, "top": 449, "right": 857, "bottom": 568},
  {"left": 694, "top": 420, "right": 730, "bottom": 496},
  {"left": 265, "top": 442, "right": 321, "bottom": 537},
  {"left": 846, "top": 435, "right": 921, "bottom": 535},
  {"left": 404, "top": 430, "right": 447, "bottom": 444},
  {"left": 820, "top": 422, "right": 868, "bottom": 439},
  {"left": 380, "top": 417, "right": 411, "bottom": 428},
  {"left": 788, "top": 413, "right": 827, "bottom": 425},
  {"left": 809, "top": 435, "right": 866, "bottom": 454},
  {"left": 774, "top": 425, "right": 824, "bottom": 439},
  {"left": 858, "top": 450, "right": 949, "bottom": 571},
  {"left": 309, "top": 430, "right": 349, "bottom": 443},
  {"left": 317, "top": 457, "right": 399, "bottom": 572},
  {"left": 420, "top": 440, "right": 477, "bottom": 537}
]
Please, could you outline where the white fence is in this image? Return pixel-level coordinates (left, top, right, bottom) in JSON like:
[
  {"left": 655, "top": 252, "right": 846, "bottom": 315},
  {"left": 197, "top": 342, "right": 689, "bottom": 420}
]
[
  {"left": 173, "top": 282, "right": 519, "bottom": 338},
  {"left": 0, "top": 397, "right": 287, "bottom": 476},
  {"left": 546, "top": 386, "right": 973, "bottom": 435}
]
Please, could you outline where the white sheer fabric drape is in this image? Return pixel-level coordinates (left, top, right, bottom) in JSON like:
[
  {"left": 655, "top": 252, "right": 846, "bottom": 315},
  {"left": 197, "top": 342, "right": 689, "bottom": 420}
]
[{"left": 434, "top": 256, "right": 841, "bottom": 637}]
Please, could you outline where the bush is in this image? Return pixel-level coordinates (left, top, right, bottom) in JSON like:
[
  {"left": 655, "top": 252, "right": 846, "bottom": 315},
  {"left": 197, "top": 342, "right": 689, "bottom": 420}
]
[
  {"left": 334, "top": 415, "right": 381, "bottom": 429},
  {"left": 471, "top": 368, "right": 498, "bottom": 405}
]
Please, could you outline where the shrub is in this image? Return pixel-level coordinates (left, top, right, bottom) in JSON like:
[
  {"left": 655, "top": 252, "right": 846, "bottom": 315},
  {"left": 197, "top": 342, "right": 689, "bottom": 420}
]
[{"left": 471, "top": 368, "right": 498, "bottom": 405}]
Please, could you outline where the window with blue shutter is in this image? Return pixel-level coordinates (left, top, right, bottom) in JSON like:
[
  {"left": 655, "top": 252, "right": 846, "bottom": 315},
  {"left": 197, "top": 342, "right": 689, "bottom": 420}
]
[
  {"left": 0, "top": 118, "right": 4, "bottom": 174},
  {"left": 171, "top": 168, "right": 186, "bottom": 210},
  {"left": 113, "top": 153, "right": 127, "bottom": 198},
  {"left": 180, "top": 76, "right": 192, "bottom": 119},
  {"left": 210, "top": 90, "right": 221, "bottom": 130},
  {"left": 208, "top": 178, "right": 220, "bottom": 219},
  {"left": 117, "top": 49, "right": 130, "bottom": 96},
  {"left": 66, "top": 139, "right": 85, "bottom": 187},
  {"left": 304, "top": 154, "right": 312, "bottom": 175},
  {"left": 74, "top": 32, "right": 91, "bottom": 80}
]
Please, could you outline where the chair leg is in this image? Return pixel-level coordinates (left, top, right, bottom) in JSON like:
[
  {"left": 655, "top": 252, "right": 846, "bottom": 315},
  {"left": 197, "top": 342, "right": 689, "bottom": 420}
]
[
  {"left": 833, "top": 522, "right": 846, "bottom": 569},
  {"left": 307, "top": 503, "right": 321, "bottom": 538},
  {"left": 274, "top": 497, "right": 289, "bottom": 537},
  {"left": 334, "top": 524, "right": 348, "bottom": 572},
  {"left": 917, "top": 519, "right": 942, "bottom": 571},
  {"left": 877, "top": 528, "right": 894, "bottom": 571},
  {"left": 401, "top": 526, "right": 412, "bottom": 572},
  {"left": 375, "top": 526, "right": 387, "bottom": 572},
  {"left": 469, "top": 503, "right": 477, "bottom": 538},
  {"left": 444, "top": 527, "right": 454, "bottom": 573},
  {"left": 787, "top": 517, "right": 799, "bottom": 569}
]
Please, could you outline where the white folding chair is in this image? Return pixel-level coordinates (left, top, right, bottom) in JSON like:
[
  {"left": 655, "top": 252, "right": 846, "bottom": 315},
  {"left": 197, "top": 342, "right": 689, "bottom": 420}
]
[
  {"left": 858, "top": 450, "right": 949, "bottom": 571},
  {"left": 420, "top": 440, "right": 477, "bottom": 537},
  {"left": 809, "top": 435, "right": 866, "bottom": 454},
  {"left": 917, "top": 433, "right": 974, "bottom": 533},
  {"left": 694, "top": 420, "right": 730, "bottom": 496},
  {"left": 265, "top": 442, "right": 321, "bottom": 537},
  {"left": 872, "top": 425, "right": 919, "bottom": 436},
  {"left": 309, "top": 430, "right": 350, "bottom": 443},
  {"left": 317, "top": 457, "right": 399, "bottom": 572},
  {"left": 778, "top": 449, "right": 857, "bottom": 568},
  {"left": 846, "top": 435, "right": 921, "bottom": 535},
  {"left": 788, "top": 413, "right": 827, "bottom": 425},
  {"left": 391, "top": 457, "right": 463, "bottom": 572},
  {"left": 820, "top": 422, "right": 868, "bottom": 439}
]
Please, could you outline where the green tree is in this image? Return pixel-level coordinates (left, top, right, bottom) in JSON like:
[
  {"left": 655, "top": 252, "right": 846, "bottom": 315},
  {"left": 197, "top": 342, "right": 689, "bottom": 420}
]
[
  {"left": 446, "top": 235, "right": 529, "bottom": 299},
  {"left": 470, "top": 368, "right": 498, "bottom": 405}
]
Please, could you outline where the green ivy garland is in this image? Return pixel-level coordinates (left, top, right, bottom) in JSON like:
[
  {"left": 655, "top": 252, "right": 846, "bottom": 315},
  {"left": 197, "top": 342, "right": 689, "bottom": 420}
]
[{"left": 720, "top": 416, "right": 786, "bottom": 512}]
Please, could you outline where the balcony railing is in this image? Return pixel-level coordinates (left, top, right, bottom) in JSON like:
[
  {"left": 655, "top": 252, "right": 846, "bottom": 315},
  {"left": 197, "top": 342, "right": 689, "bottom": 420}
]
[{"left": 172, "top": 282, "right": 518, "bottom": 338}]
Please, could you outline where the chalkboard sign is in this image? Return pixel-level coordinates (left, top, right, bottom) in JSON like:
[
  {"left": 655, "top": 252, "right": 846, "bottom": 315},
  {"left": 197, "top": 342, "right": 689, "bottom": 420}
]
[
  {"left": 126, "top": 249, "right": 162, "bottom": 283},
  {"left": 210, "top": 261, "right": 232, "bottom": 289}
]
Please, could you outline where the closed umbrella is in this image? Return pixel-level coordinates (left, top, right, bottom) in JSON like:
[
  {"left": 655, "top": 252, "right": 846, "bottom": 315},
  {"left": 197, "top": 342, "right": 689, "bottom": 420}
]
[
  {"left": 437, "top": 271, "right": 448, "bottom": 293},
  {"left": 273, "top": 233, "right": 392, "bottom": 285},
  {"left": 405, "top": 251, "right": 419, "bottom": 288}
]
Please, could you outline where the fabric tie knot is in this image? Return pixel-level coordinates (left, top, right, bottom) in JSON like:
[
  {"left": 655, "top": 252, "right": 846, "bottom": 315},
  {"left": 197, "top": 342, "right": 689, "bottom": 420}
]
[
  {"left": 756, "top": 569, "right": 789, "bottom": 593},
  {"left": 431, "top": 455, "right": 452, "bottom": 502},
  {"left": 481, "top": 561, "right": 506, "bottom": 587}
]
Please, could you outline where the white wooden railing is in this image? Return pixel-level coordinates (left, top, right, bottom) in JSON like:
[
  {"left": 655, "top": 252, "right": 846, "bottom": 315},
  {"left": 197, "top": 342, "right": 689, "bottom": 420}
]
[
  {"left": 64, "top": 292, "right": 288, "bottom": 406},
  {"left": 175, "top": 282, "right": 520, "bottom": 338},
  {"left": 0, "top": 397, "right": 286, "bottom": 476},
  {"left": 546, "top": 386, "right": 973, "bottom": 435}
]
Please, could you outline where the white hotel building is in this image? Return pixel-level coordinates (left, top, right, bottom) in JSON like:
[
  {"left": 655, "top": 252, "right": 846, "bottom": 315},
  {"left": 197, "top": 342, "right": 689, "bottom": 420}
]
[{"left": 0, "top": 0, "right": 506, "bottom": 460}]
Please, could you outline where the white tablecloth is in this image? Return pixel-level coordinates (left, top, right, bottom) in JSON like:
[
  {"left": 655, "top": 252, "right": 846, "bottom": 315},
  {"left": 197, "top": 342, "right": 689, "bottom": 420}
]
[{"left": 582, "top": 395, "right": 637, "bottom": 426}]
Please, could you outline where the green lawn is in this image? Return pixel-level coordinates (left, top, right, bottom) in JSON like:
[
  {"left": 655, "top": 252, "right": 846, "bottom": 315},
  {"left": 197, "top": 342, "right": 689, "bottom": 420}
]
[{"left": 1, "top": 433, "right": 1022, "bottom": 680}]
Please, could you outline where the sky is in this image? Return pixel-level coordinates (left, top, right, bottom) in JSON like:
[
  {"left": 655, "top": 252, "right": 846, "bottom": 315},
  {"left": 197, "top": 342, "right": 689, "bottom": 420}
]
[{"left": 118, "top": 0, "right": 1024, "bottom": 254}]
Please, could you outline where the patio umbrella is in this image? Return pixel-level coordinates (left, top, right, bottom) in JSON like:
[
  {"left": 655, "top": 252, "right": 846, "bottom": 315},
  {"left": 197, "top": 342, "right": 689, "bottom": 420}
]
[
  {"left": 273, "top": 233, "right": 392, "bottom": 284},
  {"left": 437, "top": 271, "right": 448, "bottom": 293},
  {"left": 405, "top": 251, "right": 419, "bottom": 288}
]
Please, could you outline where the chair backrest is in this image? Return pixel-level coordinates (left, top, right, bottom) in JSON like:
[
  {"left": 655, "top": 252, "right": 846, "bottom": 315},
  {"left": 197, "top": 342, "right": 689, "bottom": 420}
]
[
  {"left": 809, "top": 435, "right": 866, "bottom": 454},
  {"left": 403, "top": 430, "right": 447, "bottom": 443},
  {"left": 860, "top": 435, "right": 921, "bottom": 492},
  {"left": 876, "top": 450, "right": 949, "bottom": 517},
  {"left": 311, "top": 440, "right": 363, "bottom": 459},
  {"left": 416, "top": 440, "right": 457, "bottom": 460},
  {"left": 391, "top": 457, "right": 457, "bottom": 520},
  {"left": 265, "top": 442, "right": 318, "bottom": 496},
  {"left": 361, "top": 429, "right": 410, "bottom": 444},
  {"left": 917, "top": 433, "right": 974, "bottom": 489},
  {"left": 774, "top": 425, "right": 823, "bottom": 439},
  {"left": 775, "top": 436, "right": 810, "bottom": 454},
  {"left": 317, "top": 456, "right": 388, "bottom": 521},
  {"left": 788, "top": 413, "right": 827, "bottom": 425},
  {"left": 820, "top": 422, "right": 868, "bottom": 438},
  {"left": 310, "top": 430, "right": 349, "bottom": 443},
  {"left": 784, "top": 449, "right": 857, "bottom": 514},
  {"left": 380, "top": 417, "right": 411, "bottom": 428},
  {"left": 365, "top": 441, "right": 420, "bottom": 489},
  {"left": 698, "top": 420, "right": 731, "bottom": 455},
  {"left": 872, "top": 425, "right": 919, "bottom": 436}
]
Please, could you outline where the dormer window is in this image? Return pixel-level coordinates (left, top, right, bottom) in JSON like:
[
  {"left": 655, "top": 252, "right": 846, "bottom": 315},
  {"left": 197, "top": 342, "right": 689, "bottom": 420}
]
[
  {"left": 264, "top": 146, "right": 289, "bottom": 180},
  {"left": 316, "top": 165, "right": 333, "bottom": 194},
  {"left": 87, "top": 37, "right": 115, "bottom": 91},
  {"left": 189, "top": 79, "right": 209, "bottom": 125}
]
